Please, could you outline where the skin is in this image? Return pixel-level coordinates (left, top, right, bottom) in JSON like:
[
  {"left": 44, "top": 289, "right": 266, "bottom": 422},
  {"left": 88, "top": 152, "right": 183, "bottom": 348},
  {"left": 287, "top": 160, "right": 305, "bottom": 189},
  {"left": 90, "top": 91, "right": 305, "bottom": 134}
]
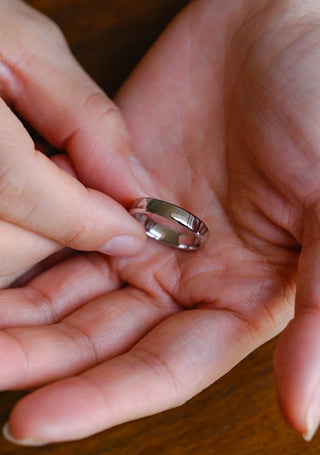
[
  {"left": 0, "top": 0, "right": 147, "bottom": 282},
  {"left": 2, "top": 0, "right": 320, "bottom": 445}
]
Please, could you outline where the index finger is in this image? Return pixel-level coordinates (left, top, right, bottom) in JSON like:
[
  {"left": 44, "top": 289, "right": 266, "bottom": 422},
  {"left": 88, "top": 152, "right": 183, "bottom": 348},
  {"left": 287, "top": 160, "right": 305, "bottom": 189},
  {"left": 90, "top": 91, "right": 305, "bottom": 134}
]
[{"left": 0, "top": 0, "right": 156, "bottom": 203}]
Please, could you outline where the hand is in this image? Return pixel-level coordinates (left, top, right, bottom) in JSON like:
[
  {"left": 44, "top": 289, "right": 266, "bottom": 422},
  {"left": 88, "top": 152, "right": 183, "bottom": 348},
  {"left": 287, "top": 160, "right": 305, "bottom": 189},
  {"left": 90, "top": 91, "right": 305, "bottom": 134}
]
[
  {"left": 1, "top": 0, "right": 319, "bottom": 445},
  {"left": 0, "top": 0, "right": 147, "bottom": 284}
]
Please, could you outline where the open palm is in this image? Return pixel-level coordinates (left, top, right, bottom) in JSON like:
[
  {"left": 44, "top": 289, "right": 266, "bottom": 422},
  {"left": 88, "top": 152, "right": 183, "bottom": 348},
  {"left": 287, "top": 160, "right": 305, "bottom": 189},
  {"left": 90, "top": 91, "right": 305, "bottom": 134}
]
[{"left": 2, "top": 0, "right": 319, "bottom": 445}]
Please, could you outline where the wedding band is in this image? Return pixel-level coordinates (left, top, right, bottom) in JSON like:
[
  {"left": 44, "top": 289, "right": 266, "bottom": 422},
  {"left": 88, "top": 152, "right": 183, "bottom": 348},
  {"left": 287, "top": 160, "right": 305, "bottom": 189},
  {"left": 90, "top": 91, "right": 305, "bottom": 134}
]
[{"left": 129, "top": 198, "right": 209, "bottom": 251}]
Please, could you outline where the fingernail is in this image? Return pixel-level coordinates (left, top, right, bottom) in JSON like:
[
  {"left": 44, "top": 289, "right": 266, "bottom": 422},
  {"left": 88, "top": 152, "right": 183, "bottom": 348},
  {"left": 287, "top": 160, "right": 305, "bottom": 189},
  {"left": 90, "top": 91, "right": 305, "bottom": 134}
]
[
  {"left": 302, "top": 386, "right": 320, "bottom": 441},
  {"left": 100, "top": 234, "right": 144, "bottom": 256},
  {"left": 2, "top": 422, "right": 46, "bottom": 447},
  {"left": 303, "top": 414, "right": 319, "bottom": 442}
]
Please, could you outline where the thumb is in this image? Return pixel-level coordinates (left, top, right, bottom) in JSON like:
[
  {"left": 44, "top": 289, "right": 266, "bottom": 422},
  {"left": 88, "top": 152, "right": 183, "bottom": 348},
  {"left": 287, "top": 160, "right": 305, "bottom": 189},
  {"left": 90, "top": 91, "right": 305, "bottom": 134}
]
[
  {"left": 274, "top": 239, "right": 320, "bottom": 441},
  {"left": 0, "top": 99, "right": 146, "bottom": 256}
]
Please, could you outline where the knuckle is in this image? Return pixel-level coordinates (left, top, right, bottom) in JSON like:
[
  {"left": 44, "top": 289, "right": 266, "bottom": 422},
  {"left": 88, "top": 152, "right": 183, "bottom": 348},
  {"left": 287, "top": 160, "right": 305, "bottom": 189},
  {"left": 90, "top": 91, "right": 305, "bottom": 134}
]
[
  {"left": 57, "top": 196, "right": 96, "bottom": 248},
  {"left": 23, "top": 13, "right": 68, "bottom": 50},
  {"left": 33, "top": 14, "right": 67, "bottom": 47},
  {"left": 0, "top": 1, "right": 70, "bottom": 100},
  {"left": 0, "top": 157, "right": 41, "bottom": 226},
  {"left": 83, "top": 90, "right": 121, "bottom": 121},
  {"left": 60, "top": 221, "right": 89, "bottom": 248},
  {"left": 0, "top": 162, "right": 23, "bottom": 208},
  {"left": 130, "top": 348, "right": 184, "bottom": 404},
  {"left": 1, "top": 0, "right": 68, "bottom": 50}
]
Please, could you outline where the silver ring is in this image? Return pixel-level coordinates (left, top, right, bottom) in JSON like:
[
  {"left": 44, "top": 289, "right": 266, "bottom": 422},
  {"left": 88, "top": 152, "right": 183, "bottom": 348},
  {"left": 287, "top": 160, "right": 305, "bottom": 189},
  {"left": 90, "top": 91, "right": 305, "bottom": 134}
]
[{"left": 129, "top": 198, "right": 209, "bottom": 251}]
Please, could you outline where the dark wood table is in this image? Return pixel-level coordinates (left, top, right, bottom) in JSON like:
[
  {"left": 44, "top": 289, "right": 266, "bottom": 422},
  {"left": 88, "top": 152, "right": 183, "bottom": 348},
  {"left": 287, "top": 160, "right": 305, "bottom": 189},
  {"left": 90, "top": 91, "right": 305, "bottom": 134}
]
[{"left": 0, "top": 1, "right": 319, "bottom": 454}]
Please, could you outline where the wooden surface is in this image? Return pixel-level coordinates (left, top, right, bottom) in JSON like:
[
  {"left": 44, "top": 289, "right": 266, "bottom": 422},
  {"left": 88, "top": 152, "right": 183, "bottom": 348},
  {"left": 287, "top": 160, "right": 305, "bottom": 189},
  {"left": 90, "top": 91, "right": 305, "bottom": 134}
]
[{"left": 0, "top": 1, "right": 319, "bottom": 454}]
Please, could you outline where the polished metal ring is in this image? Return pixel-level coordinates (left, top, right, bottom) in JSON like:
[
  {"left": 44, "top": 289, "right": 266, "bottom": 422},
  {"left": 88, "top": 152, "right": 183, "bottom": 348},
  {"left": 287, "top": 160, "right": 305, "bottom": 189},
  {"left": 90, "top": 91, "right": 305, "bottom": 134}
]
[{"left": 129, "top": 198, "right": 209, "bottom": 251}]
